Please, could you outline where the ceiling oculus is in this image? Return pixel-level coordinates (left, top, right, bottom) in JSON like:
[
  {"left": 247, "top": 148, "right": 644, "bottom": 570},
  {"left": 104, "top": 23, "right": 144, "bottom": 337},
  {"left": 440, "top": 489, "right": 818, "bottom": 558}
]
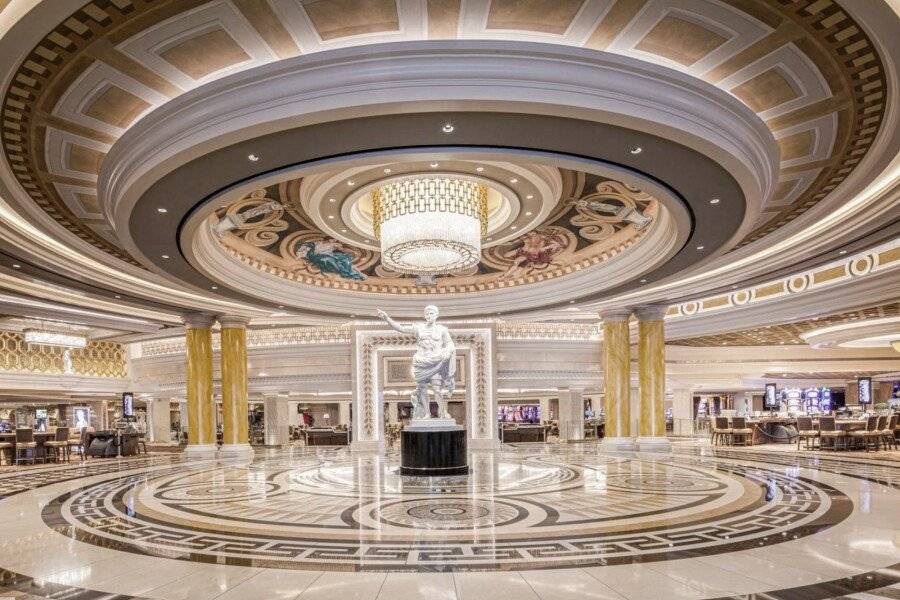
[{"left": 373, "top": 177, "right": 488, "bottom": 278}]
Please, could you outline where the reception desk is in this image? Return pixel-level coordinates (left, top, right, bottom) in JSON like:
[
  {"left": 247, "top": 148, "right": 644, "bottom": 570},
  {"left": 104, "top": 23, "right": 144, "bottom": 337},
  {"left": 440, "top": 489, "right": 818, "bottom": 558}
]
[
  {"left": 500, "top": 424, "right": 547, "bottom": 443},
  {"left": 304, "top": 428, "right": 349, "bottom": 446}
]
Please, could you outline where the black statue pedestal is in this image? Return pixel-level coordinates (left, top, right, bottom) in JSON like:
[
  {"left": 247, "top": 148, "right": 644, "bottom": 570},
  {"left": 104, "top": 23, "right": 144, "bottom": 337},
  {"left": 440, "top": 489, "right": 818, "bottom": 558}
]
[{"left": 400, "top": 423, "right": 468, "bottom": 476}]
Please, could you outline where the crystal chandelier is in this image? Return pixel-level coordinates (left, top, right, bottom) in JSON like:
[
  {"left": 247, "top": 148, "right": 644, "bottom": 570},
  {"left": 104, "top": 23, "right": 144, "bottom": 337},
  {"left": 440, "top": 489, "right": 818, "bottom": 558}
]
[{"left": 373, "top": 177, "right": 488, "bottom": 275}]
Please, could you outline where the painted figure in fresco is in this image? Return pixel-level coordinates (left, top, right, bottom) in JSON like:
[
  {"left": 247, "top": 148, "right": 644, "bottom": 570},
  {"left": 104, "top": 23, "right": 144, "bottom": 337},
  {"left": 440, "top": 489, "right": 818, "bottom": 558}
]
[
  {"left": 376, "top": 305, "right": 456, "bottom": 421},
  {"left": 501, "top": 230, "right": 565, "bottom": 279},
  {"left": 296, "top": 240, "right": 366, "bottom": 280}
]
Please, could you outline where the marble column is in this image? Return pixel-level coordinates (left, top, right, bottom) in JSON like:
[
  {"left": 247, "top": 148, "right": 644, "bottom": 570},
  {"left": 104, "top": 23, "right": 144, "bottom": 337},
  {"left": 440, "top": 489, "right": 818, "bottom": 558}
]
[
  {"left": 671, "top": 388, "right": 694, "bottom": 436},
  {"left": 539, "top": 397, "right": 552, "bottom": 422},
  {"left": 635, "top": 305, "right": 671, "bottom": 452},
  {"left": 558, "top": 388, "right": 585, "bottom": 442},
  {"left": 600, "top": 309, "right": 635, "bottom": 450},
  {"left": 148, "top": 398, "right": 172, "bottom": 444},
  {"left": 338, "top": 401, "right": 351, "bottom": 427},
  {"left": 219, "top": 316, "right": 253, "bottom": 459},
  {"left": 183, "top": 313, "right": 217, "bottom": 458},
  {"left": 264, "top": 395, "right": 290, "bottom": 447}
]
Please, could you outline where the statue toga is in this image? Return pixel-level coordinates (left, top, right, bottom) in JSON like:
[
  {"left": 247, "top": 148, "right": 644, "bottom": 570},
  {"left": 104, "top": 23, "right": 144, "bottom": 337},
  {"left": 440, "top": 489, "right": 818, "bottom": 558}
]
[{"left": 376, "top": 305, "right": 456, "bottom": 421}]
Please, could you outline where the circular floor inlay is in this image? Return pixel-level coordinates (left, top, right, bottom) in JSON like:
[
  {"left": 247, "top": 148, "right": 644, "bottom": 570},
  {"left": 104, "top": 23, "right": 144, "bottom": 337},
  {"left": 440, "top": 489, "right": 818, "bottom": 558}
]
[{"left": 39, "top": 450, "right": 852, "bottom": 572}]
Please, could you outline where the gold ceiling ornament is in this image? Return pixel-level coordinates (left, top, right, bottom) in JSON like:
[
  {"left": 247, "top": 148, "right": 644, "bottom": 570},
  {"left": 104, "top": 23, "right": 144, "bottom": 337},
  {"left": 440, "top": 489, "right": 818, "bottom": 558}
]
[{"left": 372, "top": 178, "right": 488, "bottom": 275}]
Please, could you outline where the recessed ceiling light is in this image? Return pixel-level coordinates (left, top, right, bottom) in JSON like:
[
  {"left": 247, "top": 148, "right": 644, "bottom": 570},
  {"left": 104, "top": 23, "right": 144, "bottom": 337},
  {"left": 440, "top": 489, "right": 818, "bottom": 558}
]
[
  {"left": 441, "top": 123, "right": 454, "bottom": 133},
  {"left": 509, "top": 178, "right": 518, "bottom": 183},
  {"left": 161, "top": 254, "right": 170, "bottom": 259},
  {"left": 278, "top": 305, "right": 284, "bottom": 309},
  {"left": 211, "top": 285, "right": 218, "bottom": 290},
  {"left": 710, "top": 198, "right": 720, "bottom": 205},
  {"left": 525, "top": 211, "right": 532, "bottom": 216},
  {"left": 383, "top": 168, "right": 392, "bottom": 174},
  {"left": 629, "top": 146, "right": 642, "bottom": 155},
  {"left": 328, "top": 198, "right": 336, "bottom": 203},
  {"left": 340, "top": 228, "right": 348, "bottom": 233},
  {"left": 696, "top": 245, "right": 705, "bottom": 250},
  {"left": 485, "top": 237, "right": 492, "bottom": 241},
  {"left": 247, "top": 154, "right": 260, "bottom": 162},
  {"left": 475, "top": 166, "right": 484, "bottom": 172},
  {"left": 347, "top": 180, "right": 355, "bottom": 186},
  {"left": 839, "top": 250, "right": 847, "bottom": 255},
  {"left": 364, "top": 238, "right": 371, "bottom": 243},
  {"left": 114, "top": 295, "right": 121, "bottom": 299},
  {"left": 157, "top": 207, "right": 168, "bottom": 213},
  {"left": 430, "top": 163, "right": 439, "bottom": 168},
  {"left": 510, "top": 225, "right": 518, "bottom": 229},
  {"left": 569, "top": 300, "right": 575, "bottom": 303},
  {"left": 526, "top": 194, "right": 533, "bottom": 199},
  {"left": 327, "top": 215, "right": 335, "bottom": 220},
  {"left": 11, "top": 264, "right": 20, "bottom": 269},
  {"left": 640, "top": 278, "right": 647, "bottom": 283}
]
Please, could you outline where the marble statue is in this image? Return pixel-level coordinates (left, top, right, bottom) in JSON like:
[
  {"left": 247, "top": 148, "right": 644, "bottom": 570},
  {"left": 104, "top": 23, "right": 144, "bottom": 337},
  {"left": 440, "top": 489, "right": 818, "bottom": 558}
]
[{"left": 376, "top": 305, "right": 456, "bottom": 421}]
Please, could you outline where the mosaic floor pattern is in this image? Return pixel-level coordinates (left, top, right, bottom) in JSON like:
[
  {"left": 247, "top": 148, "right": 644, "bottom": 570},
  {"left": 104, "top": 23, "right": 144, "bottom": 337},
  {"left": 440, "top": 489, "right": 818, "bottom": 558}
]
[{"left": 0, "top": 441, "right": 897, "bottom": 599}]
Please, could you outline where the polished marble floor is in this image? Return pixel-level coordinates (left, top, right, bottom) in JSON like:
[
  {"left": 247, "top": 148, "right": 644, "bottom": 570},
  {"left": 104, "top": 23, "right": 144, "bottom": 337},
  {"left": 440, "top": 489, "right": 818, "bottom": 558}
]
[{"left": 0, "top": 440, "right": 897, "bottom": 599}]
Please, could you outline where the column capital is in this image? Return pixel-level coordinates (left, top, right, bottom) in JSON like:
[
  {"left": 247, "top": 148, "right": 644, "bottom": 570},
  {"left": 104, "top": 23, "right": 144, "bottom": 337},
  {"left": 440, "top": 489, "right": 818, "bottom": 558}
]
[
  {"left": 599, "top": 307, "right": 632, "bottom": 322},
  {"left": 633, "top": 304, "right": 669, "bottom": 321},
  {"left": 218, "top": 315, "right": 251, "bottom": 329},
  {"left": 182, "top": 312, "right": 216, "bottom": 329}
]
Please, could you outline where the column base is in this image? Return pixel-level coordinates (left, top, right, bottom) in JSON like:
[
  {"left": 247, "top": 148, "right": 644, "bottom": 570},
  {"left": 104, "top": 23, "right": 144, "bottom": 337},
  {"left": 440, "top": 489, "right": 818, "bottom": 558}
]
[
  {"left": 182, "top": 444, "right": 218, "bottom": 459},
  {"left": 635, "top": 436, "right": 672, "bottom": 452},
  {"left": 599, "top": 436, "right": 636, "bottom": 451},
  {"left": 350, "top": 440, "right": 385, "bottom": 453},
  {"left": 468, "top": 438, "right": 502, "bottom": 451},
  {"left": 218, "top": 443, "right": 255, "bottom": 460}
]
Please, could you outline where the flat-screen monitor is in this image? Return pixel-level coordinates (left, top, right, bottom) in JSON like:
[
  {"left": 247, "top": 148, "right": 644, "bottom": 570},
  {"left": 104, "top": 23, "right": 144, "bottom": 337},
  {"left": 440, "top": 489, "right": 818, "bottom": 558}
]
[
  {"left": 764, "top": 383, "right": 778, "bottom": 408},
  {"left": 122, "top": 392, "right": 134, "bottom": 417},
  {"left": 858, "top": 378, "right": 872, "bottom": 404}
]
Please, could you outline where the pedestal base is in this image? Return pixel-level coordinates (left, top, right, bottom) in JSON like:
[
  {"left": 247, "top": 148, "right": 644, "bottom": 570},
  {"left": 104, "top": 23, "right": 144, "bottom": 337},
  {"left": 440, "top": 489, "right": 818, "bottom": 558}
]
[
  {"left": 636, "top": 436, "right": 672, "bottom": 452},
  {"left": 599, "top": 436, "right": 636, "bottom": 451},
  {"left": 182, "top": 444, "right": 218, "bottom": 459},
  {"left": 218, "top": 443, "right": 255, "bottom": 459},
  {"left": 400, "top": 427, "right": 468, "bottom": 476}
]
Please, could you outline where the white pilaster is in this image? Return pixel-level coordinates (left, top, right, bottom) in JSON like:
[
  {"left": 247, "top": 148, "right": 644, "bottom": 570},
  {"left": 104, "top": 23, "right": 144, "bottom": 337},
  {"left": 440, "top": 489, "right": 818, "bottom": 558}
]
[
  {"left": 264, "top": 395, "right": 290, "bottom": 447},
  {"left": 558, "top": 388, "right": 585, "bottom": 442}
]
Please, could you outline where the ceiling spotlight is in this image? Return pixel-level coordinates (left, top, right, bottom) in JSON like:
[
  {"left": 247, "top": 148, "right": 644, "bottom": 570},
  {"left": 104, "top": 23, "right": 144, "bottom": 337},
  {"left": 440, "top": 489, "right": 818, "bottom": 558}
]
[
  {"left": 347, "top": 180, "right": 355, "bottom": 186},
  {"left": 430, "top": 163, "right": 439, "bottom": 168},
  {"left": 640, "top": 278, "right": 647, "bottom": 283},
  {"left": 629, "top": 146, "right": 642, "bottom": 155},
  {"left": 327, "top": 215, "right": 335, "bottom": 220},
  {"left": 475, "top": 166, "right": 484, "bottom": 172},
  {"left": 526, "top": 194, "right": 533, "bottom": 199},
  {"left": 441, "top": 123, "right": 454, "bottom": 133},
  {"left": 525, "top": 211, "right": 532, "bottom": 216},
  {"left": 247, "top": 154, "right": 260, "bottom": 162},
  {"left": 161, "top": 254, "right": 170, "bottom": 259},
  {"left": 839, "top": 250, "right": 847, "bottom": 255},
  {"left": 696, "top": 245, "right": 705, "bottom": 251},
  {"left": 328, "top": 198, "right": 336, "bottom": 203},
  {"left": 509, "top": 178, "right": 518, "bottom": 183},
  {"left": 12, "top": 264, "right": 20, "bottom": 269},
  {"left": 511, "top": 225, "right": 518, "bottom": 229},
  {"left": 340, "top": 228, "right": 348, "bottom": 233},
  {"left": 383, "top": 168, "right": 392, "bottom": 174},
  {"left": 211, "top": 285, "right": 218, "bottom": 290},
  {"left": 114, "top": 295, "right": 121, "bottom": 299},
  {"left": 157, "top": 207, "right": 168, "bottom": 213},
  {"left": 710, "top": 198, "right": 720, "bottom": 205},
  {"left": 569, "top": 300, "right": 575, "bottom": 303}
]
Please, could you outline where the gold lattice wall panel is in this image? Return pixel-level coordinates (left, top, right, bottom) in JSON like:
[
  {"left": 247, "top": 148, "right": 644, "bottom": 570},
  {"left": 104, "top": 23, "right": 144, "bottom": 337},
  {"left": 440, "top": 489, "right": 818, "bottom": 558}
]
[{"left": 0, "top": 332, "right": 128, "bottom": 378}]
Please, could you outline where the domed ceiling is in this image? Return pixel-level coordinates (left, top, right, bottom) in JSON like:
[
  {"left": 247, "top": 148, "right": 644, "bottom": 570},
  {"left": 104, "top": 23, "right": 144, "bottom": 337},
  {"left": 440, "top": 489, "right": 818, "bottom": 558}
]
[
  {"left": 0, "top": 0, "right": 889, "bottom": 271},
  {"left": 210, "top": 167, "right": 657, "bottom": 294}
]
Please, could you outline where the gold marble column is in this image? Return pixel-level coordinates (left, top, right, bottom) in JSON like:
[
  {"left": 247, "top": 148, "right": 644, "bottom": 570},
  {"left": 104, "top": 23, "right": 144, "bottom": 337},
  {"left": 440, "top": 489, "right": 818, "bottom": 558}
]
[
  {"left": 183, "top": 313, "right": 217, "bottom": 458},
  {"left": 635, "top": 305, "right": 671, "bottom": 452},
  {"left": 218, "top": 316, "right": 254, "bottom": 459},
  {"left": 600, "top": 308, "right": 635, "bottom": 450}
]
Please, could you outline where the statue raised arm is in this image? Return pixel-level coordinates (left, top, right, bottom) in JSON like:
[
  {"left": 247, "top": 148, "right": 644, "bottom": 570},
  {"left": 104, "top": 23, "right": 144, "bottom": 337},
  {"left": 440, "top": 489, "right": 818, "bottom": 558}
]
[{"left": 376, "top": 309, "right": 415, "bottom": 335}]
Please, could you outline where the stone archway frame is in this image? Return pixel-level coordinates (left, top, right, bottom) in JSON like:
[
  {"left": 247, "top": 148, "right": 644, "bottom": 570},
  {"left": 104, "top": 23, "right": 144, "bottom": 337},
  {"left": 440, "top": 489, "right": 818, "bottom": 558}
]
[{"left": 351, "top": 324, "right": 498, "bottom": 452}]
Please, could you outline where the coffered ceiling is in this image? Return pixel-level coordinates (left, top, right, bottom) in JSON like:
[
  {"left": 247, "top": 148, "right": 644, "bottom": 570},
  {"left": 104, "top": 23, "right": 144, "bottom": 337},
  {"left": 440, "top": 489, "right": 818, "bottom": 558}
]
[
  {"left": 670, "top": 302, "right": 900, "bottom": 347},
  {"left": 0, "top": 0, "right": 889, "bottom": 268}
]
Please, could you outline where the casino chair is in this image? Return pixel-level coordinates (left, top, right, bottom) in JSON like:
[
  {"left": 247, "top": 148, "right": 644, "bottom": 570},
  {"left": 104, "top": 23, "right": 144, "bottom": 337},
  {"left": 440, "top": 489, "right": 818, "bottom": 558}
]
[
  {"left": 730, "top": 417, "right": 753, "bottom": 446},
  {"left": 849, "top": 416, "right": 881, "bottom": 452},
  {"left": 818, "top": 416, "right": 847, "bottom": 451},
  {"left": 14, "top": 428, "right": 39, "bottom": 465},
  {"left": 795, "top": 416, "right": 818, "bottom": 450},
  {"left": 711, "top": 417, "right": 732, "bottom": 446},
  {"left": 881, "top": 414, "right": 898, "bottom": 450},
  {"left": 44, "top": 427, "right": 70, "bottom": 462}
]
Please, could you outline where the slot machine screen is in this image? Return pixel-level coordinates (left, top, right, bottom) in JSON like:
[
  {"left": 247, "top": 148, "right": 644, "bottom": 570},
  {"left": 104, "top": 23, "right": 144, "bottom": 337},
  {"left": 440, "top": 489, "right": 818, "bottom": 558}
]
[
  {"left": 858, "top": 378, "right": 872, "bottom": 405},
  {"left": 764, "top": 383, "right": 778, "bottom": 409},
  {"left": 122, "top": 392, "right": 134, "bottom": 417}
]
